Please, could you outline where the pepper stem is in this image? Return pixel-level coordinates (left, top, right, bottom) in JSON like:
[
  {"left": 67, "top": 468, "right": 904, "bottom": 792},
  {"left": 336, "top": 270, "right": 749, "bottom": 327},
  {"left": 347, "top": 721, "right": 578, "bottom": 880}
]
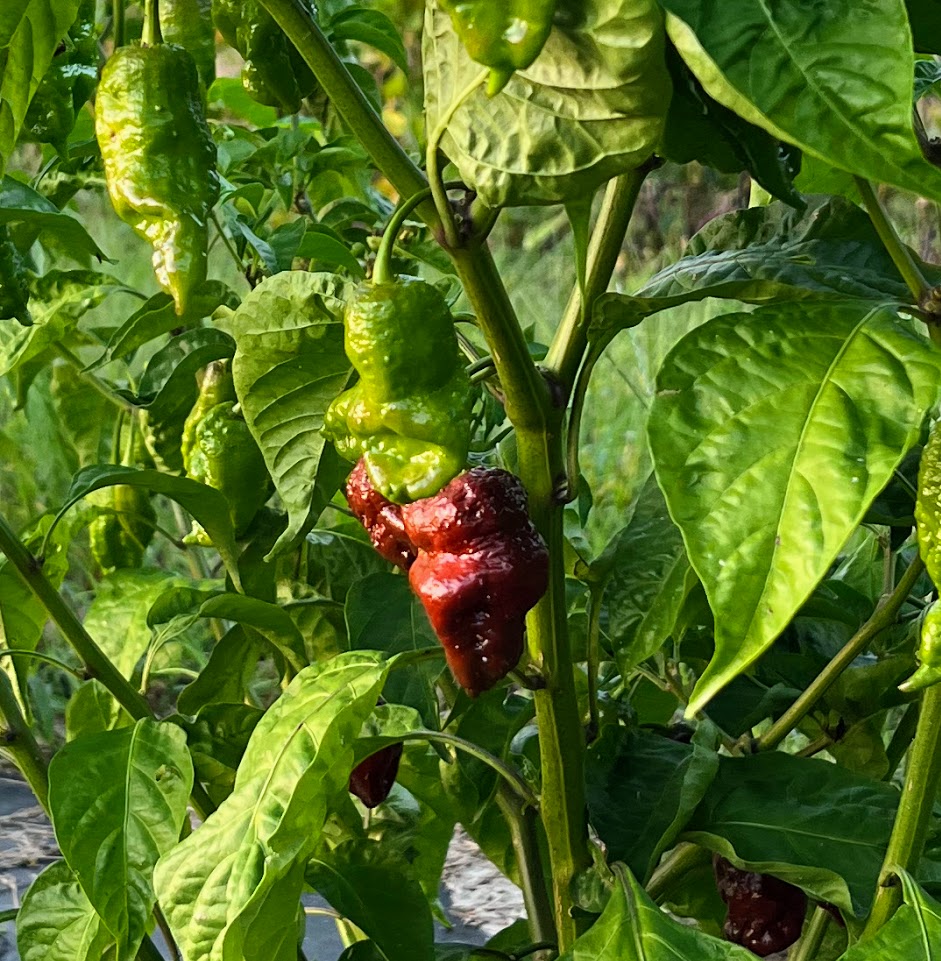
[
  {"left": 142, "top": 0, "right": 162, "bottom": 46},
  {"left": 373, "top": 187, "right": 434, "bottom": 286}
]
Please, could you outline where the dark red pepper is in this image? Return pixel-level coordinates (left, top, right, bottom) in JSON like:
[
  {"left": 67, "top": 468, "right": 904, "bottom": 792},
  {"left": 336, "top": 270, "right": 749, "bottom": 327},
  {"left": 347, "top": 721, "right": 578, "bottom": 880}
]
[
  {"left": 401, "top": 467, "right": 548, "bottom": 697},
  {"left": 345, "top": 459, "right": 417, "bottom": 570},
  {"left": 713, "top": 856, "right": 807, "bottom": 957},
  {"left": 348, "top": 743, "right": 404, "bottom": 808}
]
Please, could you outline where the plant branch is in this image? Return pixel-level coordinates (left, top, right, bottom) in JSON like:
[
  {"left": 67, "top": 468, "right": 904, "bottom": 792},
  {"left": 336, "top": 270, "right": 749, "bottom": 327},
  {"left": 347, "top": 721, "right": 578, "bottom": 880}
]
[
  {"left": 757, "top": 556, "right": 924, "bottom": 751},
  {"left": 496, "top": 789, "right": 556, "bottom": 953},
  {"left": 791, "top": 906, "right": 831, "bottom": 961},
  {"left": 0, "top": 669, "right": 49, "bottom": 810},
  {"left": 544, "top": 168, "right": 650, "bottom": 393},
  {"left": 256, "top": 0, "right": 437, "bottom": 229},
  {"left": 0, "top": 649, "right": 84, "bottom": 679},
  {"left": 54, "top": 345, "right": 135, "bottom": 412},
  {"left": 864, "top": 683, "right": 941, "bottom": 937},
  {"left": 396, "top": 730, "right": 538, "bottom": 810},
  {"left": 646, "top": 842, "right": 711, "bottom": 902}
]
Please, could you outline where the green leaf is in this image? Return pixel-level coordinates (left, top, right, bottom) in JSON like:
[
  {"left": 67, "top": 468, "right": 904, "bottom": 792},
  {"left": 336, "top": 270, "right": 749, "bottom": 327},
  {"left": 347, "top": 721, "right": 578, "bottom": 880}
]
[
  {"left": 0, "top": 179, "right": 107, "bottom": 257},
  {"left": 592, "top": 195, "right": 927, "bottom": 340},
  {"left": 914, "top": 59, "right": 941, "bottom": 101},
  {"left": 65, "top": 679, "right": 132, "bottom": 741},
  {"left": 330, "top": 7, "right": 408, "bottom": 73},
  {"left": 557, "top": 862, "right": 755, "bottom": 960},
  {"left": 296, "top": 224, "right": 366, "bottom": 277},
  {"left": 594, "top": 476, "right": 698, "bottom": 674},
  {"left": 200, "top": 593, "right": 307, "bottom": 673},
  {"left": 0, "top": 0, "right": 83, "bottom": 174},
  {"left": 423, "top": 0, "right": 670, "bottom": 206},
  {"left": 648, "top": 301, "right": 941, "bottom": 713},
  {"left": 154, "top": 651, "right": 390, "bottom": 961},
  {"left": 0, "top": 269, "right": 125, "bottom": 376},
  {"left": 307, "top": 840, "right": 435, "bottom": 961},
  {"left": 660, "top": 43, "right": 802, "bottom": 206},
  {"left": 48, "top": 719, "right": 194, "bottom": 956},
  {"left": 661, "top": 0, "right": 941, "bottom": 205},
  {"left": 346, "top": 572, "right": 441, "bottom": 727},
  {"left": 229, "top": 271, "right": 355, "bottom": 558},
  {"left": 683, "top": 752, "right": 899, "bottom": 917},
  {"left": 100, "top": 282, "right": 239, "bottom": 364},
  {"left": 841, "top": 870, "right": 941, "bottom": 959},
  {"left": 585, "top": 727, "right": 718, "bottom": 883},
  {"left": 179, "top": 703, "right": 264, "bottom": 805},
  {"left": 176, "top": 624, "right": 266, "bottom": 715},
  {"left": 207, "top": 77, "right": 278, "bottom": 128},
  {"left": 15, "top": 861, "right": 114, "bottom": 961},
  {"left": 306, "top": 524, "right": 391, "bottom": 602},
  {"left": 59, "top": 465, "right": 243, "bottom": 590}
]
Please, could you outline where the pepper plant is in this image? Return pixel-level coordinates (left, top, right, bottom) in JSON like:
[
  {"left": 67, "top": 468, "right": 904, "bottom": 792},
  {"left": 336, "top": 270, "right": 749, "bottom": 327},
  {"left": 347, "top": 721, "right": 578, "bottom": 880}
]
[{"left": 2, "top": 2, "right": 941, "bottom": 961}]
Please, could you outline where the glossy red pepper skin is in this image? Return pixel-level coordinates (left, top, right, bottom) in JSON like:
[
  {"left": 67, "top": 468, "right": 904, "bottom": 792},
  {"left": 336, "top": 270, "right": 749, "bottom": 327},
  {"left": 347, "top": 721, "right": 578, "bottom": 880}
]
[
  {"left": 713, "top": 856, "right": 807, "bottom": 957},
  {"left": 345, "top": 459, "right": 417, "bottom": 571},
  {"left": 348, "top": 743, "right": 404, "bottom": 808},
  {"left": 402, "top": 468, "right": 548, "bottom": 697}
]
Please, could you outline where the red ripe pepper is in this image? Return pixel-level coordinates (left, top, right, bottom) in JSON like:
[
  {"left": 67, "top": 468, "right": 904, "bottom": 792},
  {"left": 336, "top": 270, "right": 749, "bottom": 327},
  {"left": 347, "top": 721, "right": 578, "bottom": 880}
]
[
  {"left": 348, "top": 743, "right": 404, "bottom": 808},
  {"left": 401, "top": 467, "right": 548, "bottom": 697},
  {"left": 345, "top": 459, "right": 417, "bottom": 571},
  {"left": 713, "top": 856, "right": 807, "bottom": 957}
]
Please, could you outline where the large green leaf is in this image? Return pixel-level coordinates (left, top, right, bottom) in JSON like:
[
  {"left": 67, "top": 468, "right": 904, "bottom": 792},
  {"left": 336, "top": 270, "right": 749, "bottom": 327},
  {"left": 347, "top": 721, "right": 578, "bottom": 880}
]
[
  {"left": 175, "top": 624, "right": 266, "bottom": 715},
  {"left": 585, "top": 727, "right": 718, "bottom": 882},
  {"left": 660, "top": 0, "right": 941, "bottom": 204},
  {"left": 593, "top": 476, "right": 698, "bottom": 675},
  {"left": 0, "top": 178, "right": 107, "bottom": 257},
  {"left": 229, "top": 271, "right": 354, "bottom": 557},
  {"left": 48, "top": 719, "right": 194, "bottom": 956},
  {"left": 153, "top": 651, "right": 390, "bottom": 961},
  {"left": 423, "top": 0, "right": 669, "bottom": 207},
  {"left": 592, "top": 195, "right": 927, "bottom": 340},
  {"left": 346, "top": 572, "right": 442, "bottom": 727},
  {"left": 59, "top": 465, "right": 243, "bottom": 590},
  {"left": 0, "top": 0, "right": 82, "bottom": 173},
  {"left": 557, "top": 863, "right": 754, "bottom": 960},
  {"left": 307, "top": 840, "right": 434, "bottom": 961},
  {"left": 841, "top": 870, "right": 941, "bottom": 959},
  {"left": 648, "top": 300, "right": 941, "bottom": 713},
  {"left": 15, "top": 861, "right": 113, "bottom": 961},
  {"left": 683, "top": 752, "right": 898, "bottom": 916}
]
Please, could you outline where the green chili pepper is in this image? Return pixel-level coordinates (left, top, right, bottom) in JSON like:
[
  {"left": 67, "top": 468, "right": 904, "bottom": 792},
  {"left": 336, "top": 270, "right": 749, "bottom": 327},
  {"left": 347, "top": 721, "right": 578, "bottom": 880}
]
[
  {"left": 182, "top": 361, "right": 271, "bottom": 545},
  {"left": 88, "top": 485, "right": 157, "bottom": 573},
  {"left": 22, "top": 0, "right": 99, "bottom": 151},
  {"left": 323, "top": 277, "right": 475, "bottom": 504},
  {"left": 159, "top": 0, "right": 216, "bottom": 89},
  {"left": 95, "top": 42, "right": 218, "bottom": 315},
  {"left": 212, "top": 0, "right": 317, "bottom": 112},
  {"left": 0, "top": 226, "right": 31, "bottom": 326},
  {"left": 900, "top": 600, "right": 941, "bottom": 692},
  {"left": 439, "top": 0, "right": 557, "bottom": 95}
]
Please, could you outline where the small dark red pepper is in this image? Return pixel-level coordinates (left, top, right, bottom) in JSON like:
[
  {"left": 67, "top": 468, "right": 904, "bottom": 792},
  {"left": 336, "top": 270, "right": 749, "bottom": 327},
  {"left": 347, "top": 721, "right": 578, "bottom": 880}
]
[
  {"left": 401, "top": 467, "right": 548, "bottom": 697},
  {"left": 345, "top": 459, "right": 417, "bottom": 571},
  {"left": 348, "top": 743, "right": 404, "bottom": 808},
  {"left": 713, "top": 856, "right": 807, "bottom": 957}
]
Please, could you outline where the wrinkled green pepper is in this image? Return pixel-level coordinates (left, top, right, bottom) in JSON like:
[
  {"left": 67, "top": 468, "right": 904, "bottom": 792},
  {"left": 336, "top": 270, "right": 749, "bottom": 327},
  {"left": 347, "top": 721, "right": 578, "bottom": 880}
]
[
  {"left": 0, "top": 226, "right": 31, "bottom": 325},
  {"left": 95, "top": 43, "right": 218, "bottom": 315},
  {"left": 160, "top": 0, "right": 216, "bottom": 89},
  {"left": 901, "top": 600, "right": 941, "bottom": 692},
  {"left": 323, "top": 277, "right": 474, "bottom": 504},
  {"left": 182, "top": 360, "right": 271, "bottom": 545},
  {"left": 439, "top": 0, "right": 557, "bottom": 95},
  {"left": 23, "top": 0, "right": 99, "bottom": 151},
  {"left": 88, "top": 485, "right": 157, "bottom": 573},
  {"left": 213, "top": 0, "right": 317, "bottom": 112}
]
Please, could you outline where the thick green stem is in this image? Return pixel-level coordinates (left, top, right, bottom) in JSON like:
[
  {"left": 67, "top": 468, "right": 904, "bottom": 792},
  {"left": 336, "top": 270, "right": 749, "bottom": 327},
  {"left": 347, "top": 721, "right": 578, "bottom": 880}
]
[
  {"left": 791, "top": 906, "right": 831, "bottom": 961},
  {"left": 758, "top": 556, "right": 924, "bottom": 751},
  {"left": 646, "top": 842, "right": 711, "bottom": 902},
  {"left": 864, "top": 683, "right": 941, "bottom": 937},
  {"left": 544, "top": 168, "right": 649, "bottom": 393},
  {"left": 113, "top": 0, "right": 125, "bottom": 47},
  {"left": 0, "top": 669, "right": 49, "bottom": 810},
  {"left": 855, "top": 178, "right": 930, "bottom": 303},
  {"left": 519, "top": 412, "right": 589, "bottom": 951}
]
